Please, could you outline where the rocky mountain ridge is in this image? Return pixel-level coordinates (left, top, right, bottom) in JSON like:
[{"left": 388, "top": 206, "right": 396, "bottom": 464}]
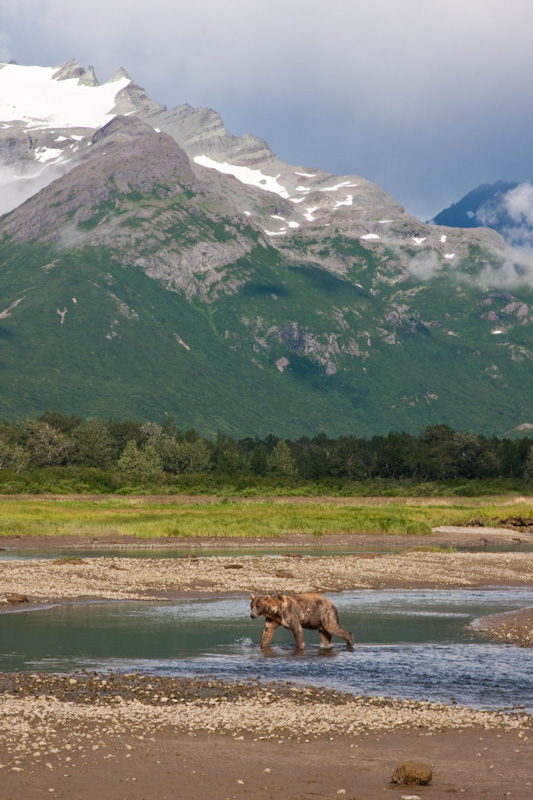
[{"left": 0, "top": 60, "right": 531, "bottom": 437}]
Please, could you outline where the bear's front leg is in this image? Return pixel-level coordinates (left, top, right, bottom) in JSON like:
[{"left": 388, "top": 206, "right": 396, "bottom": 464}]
[{"left": 260, "top": 619, "right": 280, "bottom": 647}]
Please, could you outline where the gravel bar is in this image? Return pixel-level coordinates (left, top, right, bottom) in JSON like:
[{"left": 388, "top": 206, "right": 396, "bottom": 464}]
[{"left": 2, "top": 551, "right": 533, "bottom": 606}]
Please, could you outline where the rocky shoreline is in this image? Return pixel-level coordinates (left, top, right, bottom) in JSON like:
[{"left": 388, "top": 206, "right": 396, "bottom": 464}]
[
  {"left": 472, "top": 606, "right": 533, "bottom": 648},
  {"left": 1, "top": 673, "right": 531, "bottom": 800},
  {"left": 1, "top": 673, "right": 530, "bottom": 749}
]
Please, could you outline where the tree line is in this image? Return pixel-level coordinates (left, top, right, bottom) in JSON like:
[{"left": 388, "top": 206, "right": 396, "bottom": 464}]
[{"left": 0, "top": 412, "right": 532, "bottom": 490}]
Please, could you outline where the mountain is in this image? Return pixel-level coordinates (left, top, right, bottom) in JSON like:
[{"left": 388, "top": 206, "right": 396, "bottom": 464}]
[
  {"left": 1, "top": 60, "right": 532, "bottom": 438},
  {"left": 430, "top": 181, "right": 533, "bottom": 250}
]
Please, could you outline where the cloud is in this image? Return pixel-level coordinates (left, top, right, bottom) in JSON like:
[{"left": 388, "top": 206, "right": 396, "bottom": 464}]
[
  {"left": 0, "top": 164, "right": 67, "bottom": 217},
  {"left": 57, "top": 221, "right": 89, "bottom": 251},
  {"left": 503, "top": 182, "right": 533, "bottom": 227},
  {"left": 405, "top": 250, "right": 442, "bottom": 282},
  {"left": 477, "top": 183, "right": 533, "bottom": 251},
  {"left": 400, "top": 234, "right": 533, "bottom": 291},
  {"left": 474, "top": 247, "right": 533, "bottom": 289}
]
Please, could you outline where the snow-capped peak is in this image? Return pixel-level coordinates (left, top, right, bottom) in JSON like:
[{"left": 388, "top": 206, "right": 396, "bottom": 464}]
[{"left": 0, "top": 61, "right": 131, "bottom": 130}]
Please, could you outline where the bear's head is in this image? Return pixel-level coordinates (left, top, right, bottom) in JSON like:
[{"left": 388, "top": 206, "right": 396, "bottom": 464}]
[{"left": 250, "top": 594, "right": 282, "bottom": 619}]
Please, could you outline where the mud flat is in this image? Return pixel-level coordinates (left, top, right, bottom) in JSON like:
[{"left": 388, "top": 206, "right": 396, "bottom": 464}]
[
  {"left": 0, "top": 673, "right": 532, "bottom": 800},
  {"left": 1, "top": 523, "right": 531, "bottom": 552}
]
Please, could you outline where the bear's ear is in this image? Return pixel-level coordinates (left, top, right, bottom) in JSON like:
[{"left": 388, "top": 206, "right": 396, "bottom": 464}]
[
  {"left": 266, "top": 596, "right": 281, "bottom": 613},
  {"left": 250, "top": 594, "right": 256, "bottom": 599}
]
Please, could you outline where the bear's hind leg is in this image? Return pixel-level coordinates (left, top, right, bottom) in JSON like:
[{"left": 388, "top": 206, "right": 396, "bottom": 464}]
[
  {"left": 319, "top": 628, "right": 332, "bottom": 648},
  {"left": 328, "top": 622, "right": 355, "bottom": 648}
]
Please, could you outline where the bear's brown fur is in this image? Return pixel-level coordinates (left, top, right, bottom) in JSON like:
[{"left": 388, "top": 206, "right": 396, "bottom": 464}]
[{"left": 250, "top": 592, "right": 355, "bottom": 649}]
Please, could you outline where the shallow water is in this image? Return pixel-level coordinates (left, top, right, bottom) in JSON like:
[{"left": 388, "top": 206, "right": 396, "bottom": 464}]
[
  {"left": 1, "top": 540, "right": 532, "bottom": 561},
  {"left": 1, "top": 588, "right": 532, "bottom": 711}
]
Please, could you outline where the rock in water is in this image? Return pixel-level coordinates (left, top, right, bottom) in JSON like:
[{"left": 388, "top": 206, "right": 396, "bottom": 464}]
[{"left": 6, "top": 593, "right": 29, "bottom": 604}]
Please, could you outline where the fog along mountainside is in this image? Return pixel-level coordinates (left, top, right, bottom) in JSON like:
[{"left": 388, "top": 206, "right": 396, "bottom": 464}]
[{"left": 1, "top": 61, "right": 533, "bottom": 439}]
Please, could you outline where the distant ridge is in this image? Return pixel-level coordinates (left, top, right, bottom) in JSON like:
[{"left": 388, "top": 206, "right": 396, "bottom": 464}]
[
  {"left": 430, "top": 180, "right": 533, "bottom": 250},
  {"left": 429, "top": 182, "right": 518, "bottom": 228}
]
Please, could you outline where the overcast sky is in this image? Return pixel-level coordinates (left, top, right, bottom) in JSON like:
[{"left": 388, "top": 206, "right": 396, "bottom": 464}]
[{"left": 1, "top": 0, "right": 531, "bottom": 220}]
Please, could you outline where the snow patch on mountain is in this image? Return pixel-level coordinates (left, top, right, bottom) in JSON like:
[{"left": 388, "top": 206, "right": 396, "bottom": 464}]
[
  {"left": 194, "top": 155, "right": 290, "bottom": 199},
  {"left": 193, "top": 154, "right": 365, "bottom": 228},
  {"left": 34, "top": 147, "right": 64, "bottom": 164},
  {"left": 320, "top": 180, "right": 358, "bottom": 192},
  {"left": 334, "top": 195, "right": 353, "bottom": 208}
]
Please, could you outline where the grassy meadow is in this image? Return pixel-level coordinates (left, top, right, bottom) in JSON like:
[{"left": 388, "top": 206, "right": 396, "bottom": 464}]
[{"left": 0, "top": 494, "right": 530, "bottom": 540}]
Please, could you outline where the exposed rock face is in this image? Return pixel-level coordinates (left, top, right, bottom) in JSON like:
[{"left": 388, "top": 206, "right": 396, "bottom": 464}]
[
  {"left": 110, "top": 75, "right": 166, "bottom": 119},
  {"left": 134, "top": 238, "right": 254, "bottom": 298},
  {"left": 0, "top": 60, "right": 165, "bottom": 217},
  {"left": 0, "top": 59, "right": 506, "bottom": 265},
  {"left": 154, "top": 104, "right": 273, "bottom": 164},
  {"left": 391, "top": 760, "right": 433, "bottom": 785},
  {"left": 52, "top": 59, "right": 90, "bottom": 82},
  {"left": 0, "top": 117, "right": 194, "bottom": 244}
]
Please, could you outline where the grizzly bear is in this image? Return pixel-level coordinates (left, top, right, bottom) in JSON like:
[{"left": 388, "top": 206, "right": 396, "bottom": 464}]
[{"left": 250, "top": 592, "right": 355, "bottom": 649}]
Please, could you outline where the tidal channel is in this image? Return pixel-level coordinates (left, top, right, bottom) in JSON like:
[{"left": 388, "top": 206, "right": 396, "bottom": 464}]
[{"left": 1, "top": 588, "right": 532, "bottom": 712}]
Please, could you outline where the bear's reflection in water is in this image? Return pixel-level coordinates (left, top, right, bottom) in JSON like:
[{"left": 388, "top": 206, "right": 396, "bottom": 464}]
[{"left": 259, "top": 644, "right": 342, "bottom": 658}]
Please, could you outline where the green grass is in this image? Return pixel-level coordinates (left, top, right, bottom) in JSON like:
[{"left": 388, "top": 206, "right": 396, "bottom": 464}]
[{"left": 0, "top": 495, "right": 530, "bottom": 540}]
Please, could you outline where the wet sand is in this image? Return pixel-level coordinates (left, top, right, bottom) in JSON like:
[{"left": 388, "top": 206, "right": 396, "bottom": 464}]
[
  {"left": 1, "top": 523, "right": 531, "bottom": 553},
  {"left": 3, "top": 725, "right": 532, "bottom": 800}
]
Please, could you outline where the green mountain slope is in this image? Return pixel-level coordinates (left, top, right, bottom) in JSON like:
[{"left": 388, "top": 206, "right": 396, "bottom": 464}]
[
  {"left": 1, "top": 232, "right": 532, "bottom": 438},
  {"left": 1, "top": 117, "right": 532, "bottom": 438}
]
